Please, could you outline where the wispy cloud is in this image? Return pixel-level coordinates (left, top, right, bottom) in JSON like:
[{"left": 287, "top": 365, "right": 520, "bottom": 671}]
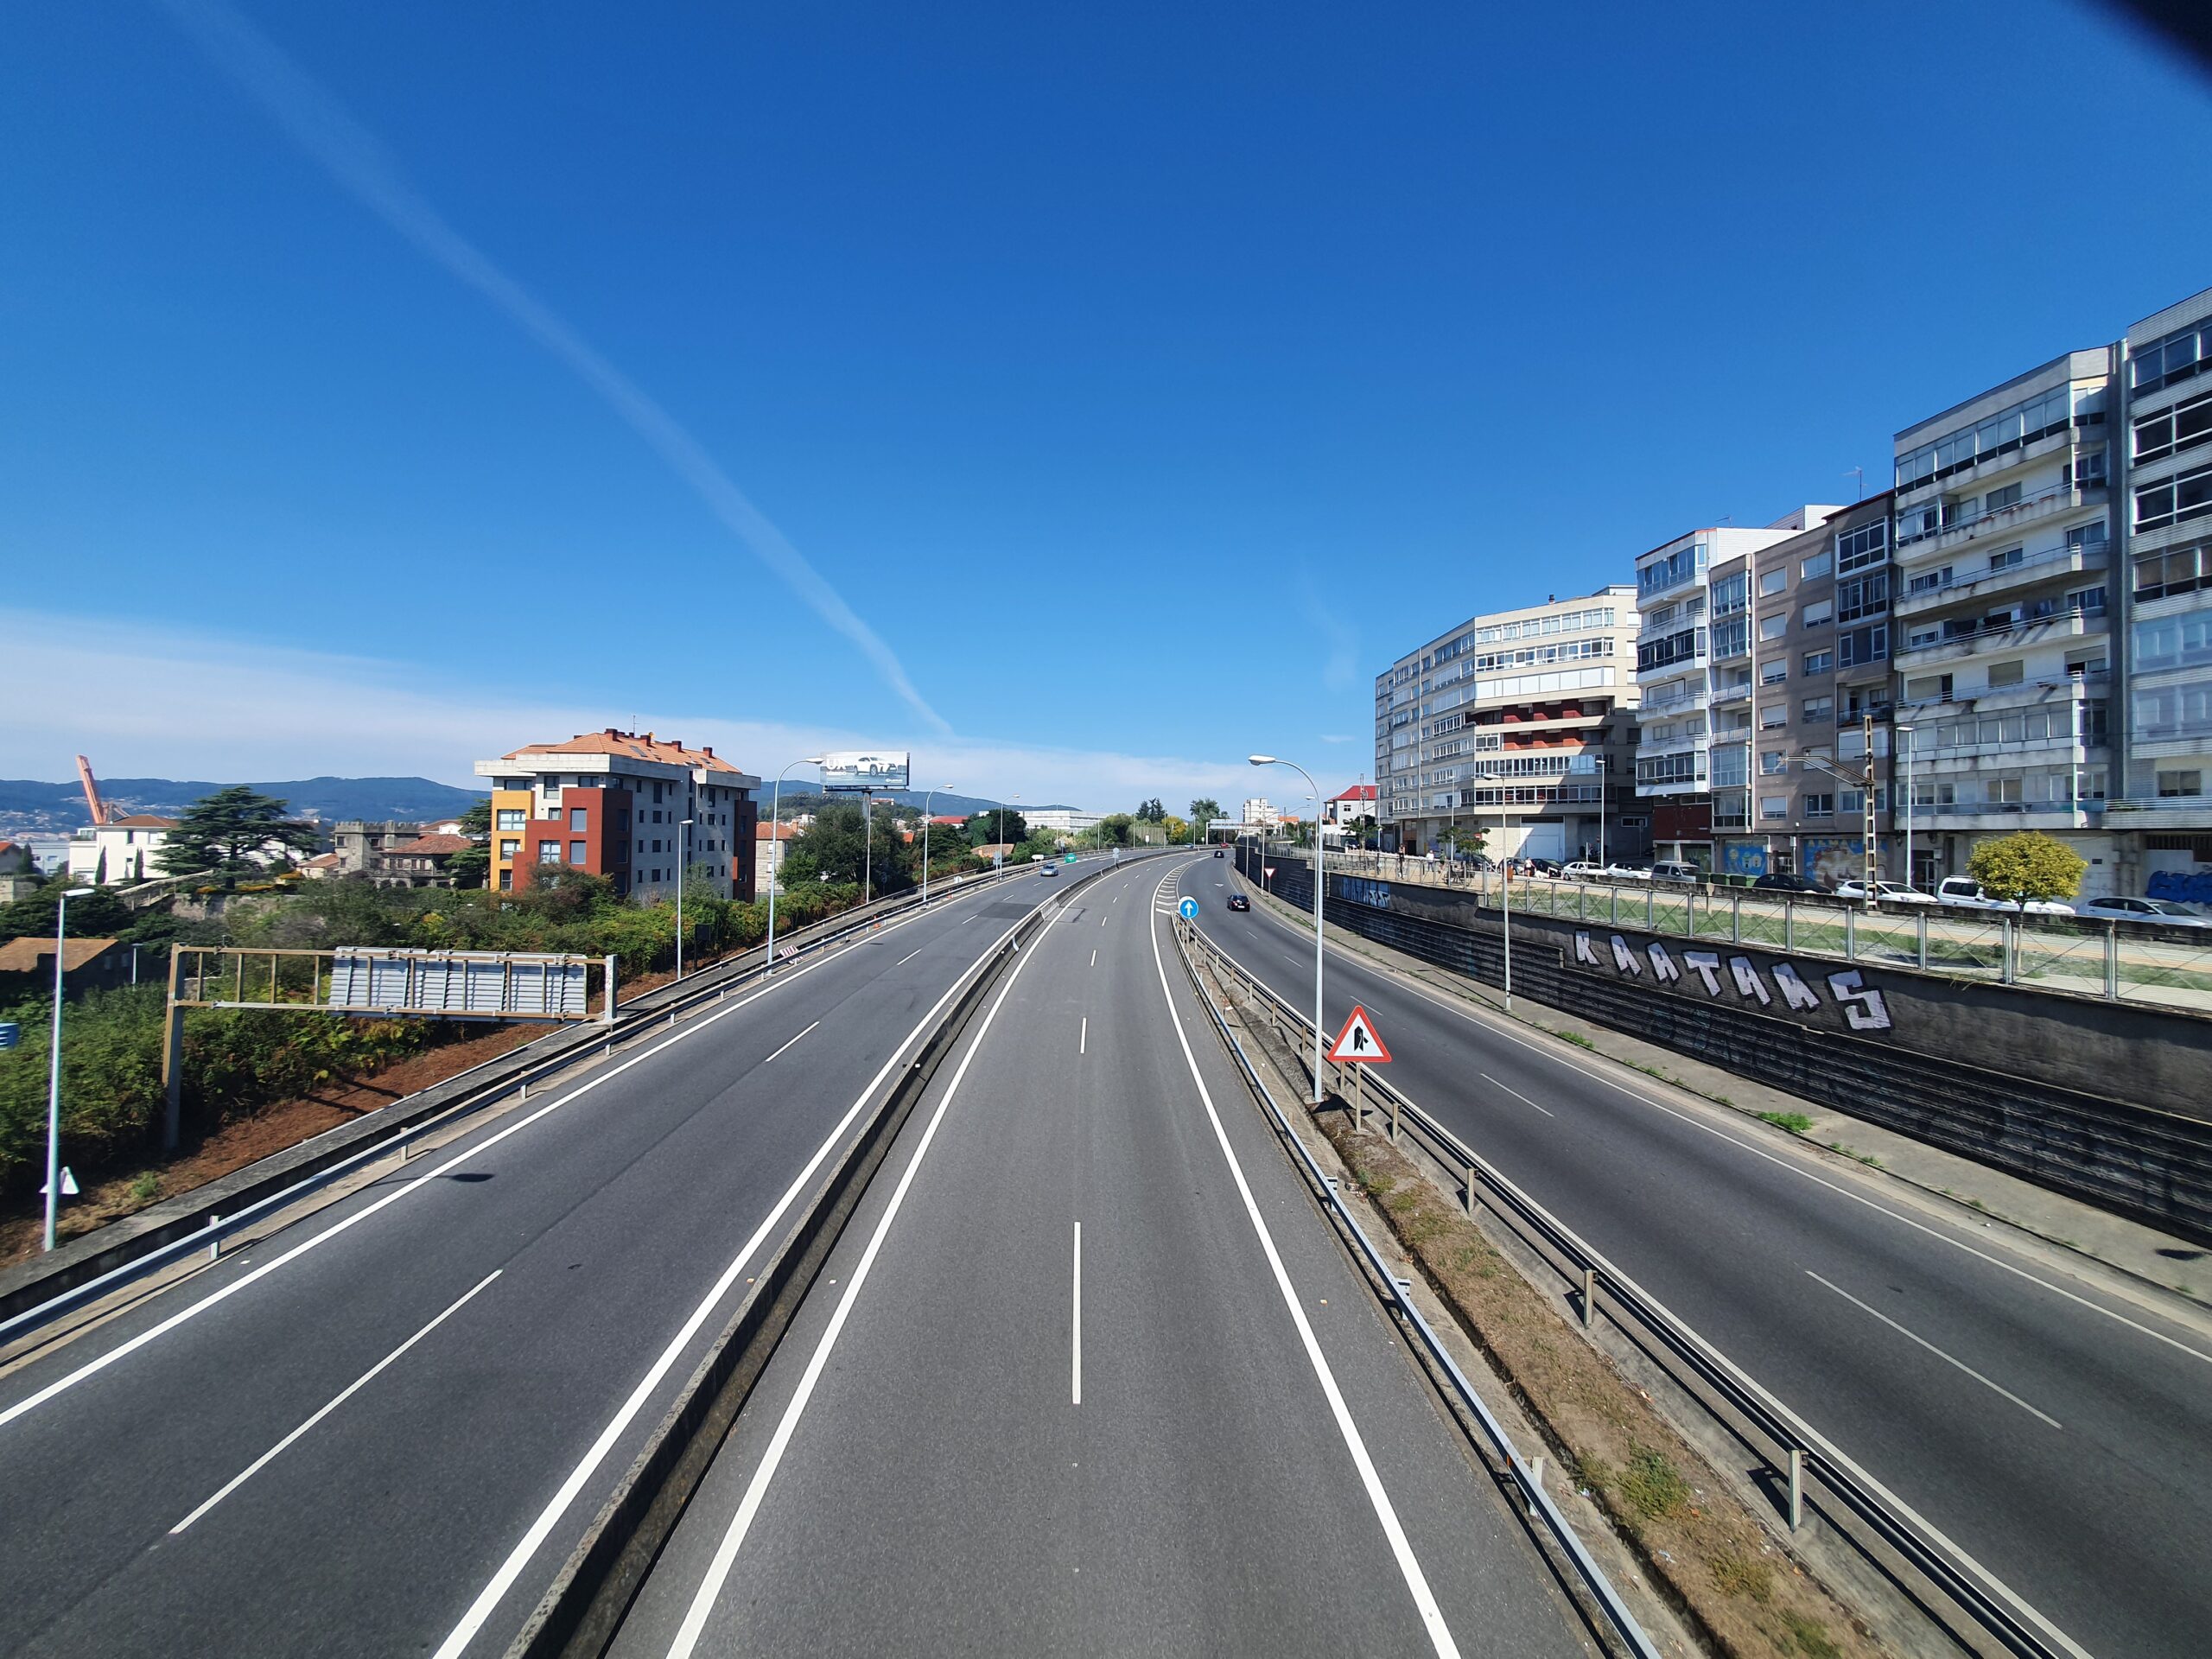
[
  {"left": 1, "top": 609, "right": 1252, "bottom": 812},
  {"left": 156, "top": 0, "right": 950, "bottom": 735},
  {"left": 1317, "top": 734, "right": 1355, "bottom": 744},
  {"left": 1294, "top": 571, "right": 1360, "bottom": 695}
]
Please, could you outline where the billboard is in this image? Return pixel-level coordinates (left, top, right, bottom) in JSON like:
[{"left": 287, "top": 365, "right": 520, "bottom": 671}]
[{"left": 820, "top": 751, "right": 911, "bottom": 792}]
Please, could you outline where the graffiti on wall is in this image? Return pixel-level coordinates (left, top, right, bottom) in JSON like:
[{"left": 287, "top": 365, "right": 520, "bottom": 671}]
[
  {"left": 1571, "top": 931, "right": 1894, "bottom": 1032},
  {"left": 1341, "top": 877, "right": 1393, "bottom": 910}
]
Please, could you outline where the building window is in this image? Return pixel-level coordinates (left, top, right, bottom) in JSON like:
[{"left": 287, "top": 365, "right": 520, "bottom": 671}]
[
  {"left": 569, "top": 806, "right": 588, "bottom": 830},
  {"left": 1759, "top": 568, "right": 1788, "bottom": 596},
  {"left": 2134, "top": 613, "right": 2212, "bottom": 671},
  {"left": 1801, "top": 599, "right": 1833, "bottom": 627},
  {"left": 1987, "top": 546, "right": 2024, "bottom": 573},
  {"left": 1758, "top": 613, "right": 1788, "bottom": 640},
  {"left": 1760, "top": 702, "right": 1788, "bottom": 728},
  {"left": 1801, "top": 551, "right": 1833, "bottom": 580},
  {"left": 499, "top": 839, "right": 519, "bottom": 861},
  {"left": 2135, "top": 461, "right": 2212, "bottom": 531},
  {"left": 2132, "top": 319, "right": 2212, "bottom": 397},
  {"left": 1802, "top": 695, "right": 1834, "bottom": 724},
  {"left": 2133, "top": 538, "right": 2211, "bottom": 601},
  {"left": 1835, "top": 573, "right": 1889, "bottom": 622},
  {"left": 1802, "top": 650, "right": 1833, "bottom": 675},
  {"left": 2135, "top": 388, "right": 2212, "bottom": 464},
  {"left": 1759, "top": 795, "right": 1789, "bottom": 821},
  {"left": 1761, "top": 659, "right": 1788, "bottom": 684},
  {"left": 499, "top": 870, "right": 513, "bottom": 891},
  {"left": 537, "top": 842, "right": 562, "bottom": 864},
  {"left": 1895, "top": 384, "right": 2078, "bottom": 493},
  {"left": 496, "top": 809, "right": 524, "bottom": 831},
  {"left": 1987, "top": 659, "right": 2024, "bottom": 688},
  {"left": 1836, "top": 519, "right": 1888, "bottom": 571},
  {"left": 1837, "top": 623, "right": 1888, "bottom": 666},
  {"left": 1760, "top": 750, "right": 1788, "bottom": 775},
  {"left": 1984, "top": 482, "right": 2024, "bottom": 513},
  {"left": 1803, "top": 793, "right": 1834, "bottom": 818},
  {"left": 568, "top": 840, "right": 588, "bottom": 863},
  {"left": 2158, "top": 770, "right": 2204, "bottom": 798}
]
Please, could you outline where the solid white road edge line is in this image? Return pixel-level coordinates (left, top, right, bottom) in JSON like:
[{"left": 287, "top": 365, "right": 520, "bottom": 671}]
[
  {"left": 427, "top": 911, "right": 1039, "bottom": 1659},
  {"left": 1807, "top": 1272, "right": 2061, "bottom": 1429},
  {"left": 661, "top": 895, "right": 1052, "bottom": 1659},
  {"left": 1230, "top": 893, "right": 2212, "bottom": 1368},
  {"left": 1146, "top": 875, "right": 1461, "bottom": 1659},
  {"left": 1480, "top": 1073, "right": 1554, "bottom": 1117},
  {"left": 171, "top": 1270, "right": 502, "bottom": 1534},
  {"left": 762, "top": 1020, "right": 819, "bottom": 1065},
  {"left": 1071, "top": 1222, "right": 1083, "bottom": 1407}
]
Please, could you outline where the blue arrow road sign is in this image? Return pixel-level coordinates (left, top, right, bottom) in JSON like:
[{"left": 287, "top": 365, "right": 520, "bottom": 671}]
[
  {"left": 0, "top": 1022, "right": 18, "bottom": 1050},
  {"left": 1177, "top": 896, "right": 1199, "bottom": 921}
]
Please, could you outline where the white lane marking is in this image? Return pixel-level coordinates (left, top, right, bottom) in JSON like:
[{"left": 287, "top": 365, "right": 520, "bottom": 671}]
[
  {"left": 1113, "top": 893, "right": 1121, "bottom": 903},
  {"left": 895, "top": 947, "right": 924, "bottom": 966},
  {"left": 1079, "top": 1016, "right": 1087, "bottom": 1055},
  {"left": 1071, "top": 1222, "right": 1083, "bottom": 1407},
  {"left": 1090, "top": 950, "right": 1096, "bottom": 967},
  {"left": 1147, "top": 882, "right": 1459, "bottom": 1656},
  {"left": 663, "top": 897, "right": 1052, "bottom": 1659},
  {"left": 171, "top": 1270, "right": 501, "bottom": 1535},
  {"left": 762, "top": 1020, "right": 820, "bottom": 1065},
  {"left": 1227, "top": 899, "right": 2212, "bottom": 1368},
  {"left": 1101, "top": 914, "right": 1109, "bottom": 927},
  {"left": 1808, "top": 1272, "right": 2061, "bottom": 1429},
  {"left": 963, "top": 916, "right": 975, "bottom": 924},
  {"left": 1480, "top": 1073, "right": 1554, "bottom": 1117},
  {"left": 429, "top": 915, "right": 1036, "bottom": 1659}
]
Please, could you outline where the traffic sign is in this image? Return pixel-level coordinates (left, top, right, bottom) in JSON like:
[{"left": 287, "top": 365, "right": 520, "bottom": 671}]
[
  {"left": 1064, "top": 853, "right": 1077, "bottom": 864},
  {"left": 1177, "top": 895, "right": 1199, "bottom": 921},
  {"left": 0, "top": 1021, "right": 17, "bottom": 1050},
  {"left": 40, "top": 1166, "right": 79, "bottom": 1198},
  {"left": 1326, "top": 1005, "right": 1391, "bottom": 1064}
]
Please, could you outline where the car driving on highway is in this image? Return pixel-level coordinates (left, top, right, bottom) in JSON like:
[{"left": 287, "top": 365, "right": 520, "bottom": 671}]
[{"left": 1226, "top": 893, "right": 1250, "bottom": 911}]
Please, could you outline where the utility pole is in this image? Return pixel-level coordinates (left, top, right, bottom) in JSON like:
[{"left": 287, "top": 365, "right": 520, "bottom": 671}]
[{"left": 1861, "top": 711, "right": 1878, "bottom": 906}]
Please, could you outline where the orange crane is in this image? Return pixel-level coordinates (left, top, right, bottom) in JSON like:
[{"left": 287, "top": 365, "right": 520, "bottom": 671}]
[{"left": 75, "top": 754, "right": 111, "bottom": 825}]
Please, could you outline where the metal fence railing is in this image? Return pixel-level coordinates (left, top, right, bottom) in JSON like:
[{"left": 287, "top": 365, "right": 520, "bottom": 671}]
[
  {"left": 1298, "top": 848, "right": 2212, "bottom": 1014},
  {"left": 1178, "top": 913, "right": 2089, "bottom": 1659}
]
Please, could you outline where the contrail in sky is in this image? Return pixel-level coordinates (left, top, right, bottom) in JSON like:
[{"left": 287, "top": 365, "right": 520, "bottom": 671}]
[{"left": 157, "top": 0, "right": 952, "bottom": 735}]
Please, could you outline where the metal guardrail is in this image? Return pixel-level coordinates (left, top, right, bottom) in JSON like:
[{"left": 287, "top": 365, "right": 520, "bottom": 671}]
[
  {"left": 0, "top": 858, "right": 1063, "bottom": 1348},
  {"left": 1171, "top": 916, "right": 1662, "bottom": 1659},
  {"left": 1179, "top": 918, "right": 2088, "bottom": 1659}
]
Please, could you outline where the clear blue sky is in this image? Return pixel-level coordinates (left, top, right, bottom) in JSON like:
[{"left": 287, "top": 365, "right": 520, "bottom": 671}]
[{"left": 5, "top": 2, "right": 2210, "bottom": 805}]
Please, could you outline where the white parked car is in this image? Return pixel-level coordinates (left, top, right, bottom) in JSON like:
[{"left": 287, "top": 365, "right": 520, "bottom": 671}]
[
  {"left": 1935, "top": 877, "right": 2075, "bottom": 916},
  {"left": 1560, "top": 861, "right": 1608, "bottom": 882},
  {"left": 1830, "top": 880, "right": 1939, "bottom": 906},
  {"left": 1603, "top": 861, "right": 1652, "bottom": 881},
  {"left": 2076, "top": 896, "right": 2212, "bottom": 929}
]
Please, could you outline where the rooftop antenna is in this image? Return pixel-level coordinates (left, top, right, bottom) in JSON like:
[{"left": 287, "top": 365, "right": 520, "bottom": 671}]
[{"left": 1847, "top": 466, "right": 1865, "bottom": 500}]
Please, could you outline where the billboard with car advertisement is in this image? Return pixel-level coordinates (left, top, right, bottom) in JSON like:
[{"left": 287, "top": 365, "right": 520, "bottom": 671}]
[{"left": 820, "top": 752, "right": 911, "bottom": 792}]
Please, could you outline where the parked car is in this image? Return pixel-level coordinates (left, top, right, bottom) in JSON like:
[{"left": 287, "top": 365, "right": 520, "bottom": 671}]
[
  {"left": 1649, "top": 861, "right": 1702, "bottom": 885},
  {"left": 1526, "top": 857, "right": 1563, "bottom": 877},
  {"left": 1213, "top": 848, "right": 1224, "bottom": 857},
  {"left": 1935, "top": 876, "right": 2075, "bottom": 916},
  {"left": 1752, "top": 872, "right": 1828, "bottom": 896},
  {"left": 1830, "top": 879, "right": 1938, "bottom": 906},
  {"left": 1561, "top": 860, "right": 1607, "bottom": 882},
  {"left": 1226, "top": 893, "right": 1251, "bottom": 912},
  {"left": 1604, "top": 861, "right": 1652, "bottom": 881},
  {"left": 2076, "top": 896, "right": 2212, "bottom": 929}
]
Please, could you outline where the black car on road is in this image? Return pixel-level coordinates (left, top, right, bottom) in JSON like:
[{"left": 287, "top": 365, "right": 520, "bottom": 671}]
[{"left": 1226, "top": 893, "right": 1251, "bottom": 911}]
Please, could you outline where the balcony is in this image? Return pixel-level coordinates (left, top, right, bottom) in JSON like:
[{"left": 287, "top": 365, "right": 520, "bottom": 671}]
[
  {"left": 1911, "top": 799, "right": 2106, "bottom": 829},
  {"left": 1895, "top": 537, "right": 2107, "bottom": 618},
  {"left": 1897, "top": 481, "right": 2104, "bottom": 558},
  {"left": 1893, "top": 607, "right": 2105, "bottom": 670}
]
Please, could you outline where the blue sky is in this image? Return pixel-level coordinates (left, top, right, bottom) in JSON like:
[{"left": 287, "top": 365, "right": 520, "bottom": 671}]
[{"left": 5, "top": 2, "right": 2211, "bottom": 807}]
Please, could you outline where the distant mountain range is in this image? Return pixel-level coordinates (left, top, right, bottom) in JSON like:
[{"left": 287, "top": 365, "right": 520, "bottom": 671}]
[
  {"left": 765, "top": 790, "right": 1076, "bottom": 819},
  {"left": 0, "top": 775, "right": 488, "bottom": 833}
]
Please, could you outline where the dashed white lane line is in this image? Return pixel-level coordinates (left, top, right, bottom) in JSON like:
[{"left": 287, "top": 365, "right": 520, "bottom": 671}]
[
  {"left": 172, "top": 1270, "right": 501, "bottom": 1535},
  {"left": 1079, "top": 1016, "right": 1087, "bottom": 1055},
  {"left": 1808, "top": 1272, "right": 2061, "bottom": 1429},
  {"left": 1090, "top": 950, "right": 1096, "bottom": 967},
  {"left": 1480, "top": 1073, "right": 1554, "bottom": 1117},
  {"left": 894, "top": 947, "right": 925, "bottom": 966},
  {"left": 1071, "top": 1222, "right": 1083, "bottom": 1407},
  {"left": 762, "top": 1020, "right": 820, "bottom": 1064}
]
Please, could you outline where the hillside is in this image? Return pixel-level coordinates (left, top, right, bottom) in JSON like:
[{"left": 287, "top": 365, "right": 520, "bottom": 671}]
[{"left": 0, "top": 775, "right": 488, "bottom": 833}]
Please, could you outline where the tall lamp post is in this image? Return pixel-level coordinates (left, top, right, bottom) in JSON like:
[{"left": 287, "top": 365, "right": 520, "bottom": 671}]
[
  {"left": 44, "top": 887, "right": 76, "bottom": 1252},
  {"left": 675, "top": 818, "right": 694, "bottom": 979},
  {"left": 1250, "top": 754, "right": 1326, "bottom": 1104},
  {"left": 1471, "top": 772, "right": 1514, "bottom": 1012},
  {"left": 921, "top": 784, "right": 957, "bottom": 903},
  {"left": 765, "top": 757, "right": 824, "bottom": 977}
]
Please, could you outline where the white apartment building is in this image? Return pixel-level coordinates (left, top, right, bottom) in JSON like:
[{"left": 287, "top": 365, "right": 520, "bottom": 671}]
[
  {"left": 66, "top": 816, "right": 179, "bottom": 886},
  {"left": 1025, "top": 808, "right": 1104, "bottom": 838},
  {"left": 1890, "top": 350, "right": 2120, "bottom": 893},
  {"left": 1635, "top": 521, "right": 1831, "bottom": 865},
  {"left": 2110, "top": 288, "right": 2212, "bottom": 898},
  {"left": 1375, "top": 586, "right": 1641, "bottom": 862},
  {"left": 1240, "top": 798, "right": 1281, "bottom": 829}
]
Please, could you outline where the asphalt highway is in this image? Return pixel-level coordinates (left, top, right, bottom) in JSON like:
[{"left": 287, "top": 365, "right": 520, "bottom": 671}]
[
  {"left": 613, "top": 853, "right": 1592, "bottom": 1658},
  {"left": 0, "top": 857, "right": 1131, "bottom": 1658},
  {"left": 1192, "top": 859, "right": 2212, "bottom": 1659}
]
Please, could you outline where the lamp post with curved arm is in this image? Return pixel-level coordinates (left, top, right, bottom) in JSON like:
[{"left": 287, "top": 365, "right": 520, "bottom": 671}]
[
  {"left": 1250, "top": 754, "right": 1325, "bottom": 1103},
  {"left": 1470, "top": 771, "right": 1513, "bottom": 1011},
  {"left": 921, "top": 784, "right": 957, "bottom": 904},
  {"left": 765, "top": 757, "right": 824, "bottom": 976}
]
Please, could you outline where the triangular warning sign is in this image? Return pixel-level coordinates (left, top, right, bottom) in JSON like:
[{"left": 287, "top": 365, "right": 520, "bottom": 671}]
[
  {"left": 1326, "top": 1005, "right": 1391, "bottom": 1064},
  {"left": 40, "top": 1166, "right": 79, "bottom": 1198}
]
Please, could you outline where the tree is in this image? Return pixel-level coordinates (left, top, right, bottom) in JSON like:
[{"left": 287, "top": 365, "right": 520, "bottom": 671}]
[
  {"left": 966, "top": 809, "right": 1027, "bottom": 848},
  {"left": 1094, "top": 813, "right": 1135, "bottom": 846},
  {"left": 1161, "top": 813, "right": 1189, "bottom": 844},
  {"left": 1968, "top": 832, "right": 2086, "bottom": 908},
  {"left": 0, "top": 880, "right": 134, "bottom": 942},
  {"left": 790, "top": 801, "right": 916, "bottom": 893},
  {"left": 1135, "top": 798, "right": 1166, "bottom": 823},
  {"left": 158, "top": 787, "right": 323, "bottom": 885},
  {"left": 446, "top": 798, "right": 493, "bottom": 890},
  {"left": 1188, "top": 798, "right": 1224, "bottom": 838}
]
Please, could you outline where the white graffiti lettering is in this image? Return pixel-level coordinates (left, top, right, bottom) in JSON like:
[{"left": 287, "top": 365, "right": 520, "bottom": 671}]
[
  {"left": 1574, "top": 931, "right": 1602, "bottom": 966},
  {"left": 1681, "top": 951, "right": 1725, "bottom": 996},
  {"left": 1826, "top": 969, "right": 1894, "bottom": 1032},
  {"left": 1611, "top": 935, "right": 1643, "bottom": 976},
  {"left": 1647, "top": 943, "right": 1681, "bottom": 984},
  {"left": 1728, "top": 957, "right": 1772, "bottom": 1006},
  {"left": 1771, "top": 963, "right": 1821, "bottom": 1013}
]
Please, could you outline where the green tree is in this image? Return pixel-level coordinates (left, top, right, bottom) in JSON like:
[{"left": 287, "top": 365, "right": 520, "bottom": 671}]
[
  {"left": 1187, "top": 798, "right": 1224, "bottom": 839},
  {"left": 1967, "top": 831, "right": 2087, "bottom": 908},
  {"left": 0, "top": 880, "right": 134, "bottom": 942},
  {"left": 1095, "top": 813, "right": 1135, "bottom": 846},
  {"left": 158, "top": 787, "right": 322, "bottom": 885},
  {"left": 445, "top": 798, "right": 493, "bottom": 890},
  {"left": 966, "top": 808, "right": 1027, "bottom": 848},
  {"left": 790, "top": 802, "right": 918, "bottom": 893},
  {"left": 1161, "top": 813, "right": 1189, "bottom": 844},
  {"left": 1135, "top": 798, "right": 1166, "bottom": 822}
]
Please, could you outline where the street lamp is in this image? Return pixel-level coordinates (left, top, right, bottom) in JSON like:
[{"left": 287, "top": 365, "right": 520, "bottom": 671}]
[
  {"left": 1471, "top": 772, "right": 1513, "bottom": 1013},
  {"left": 676, "top": 818, "right": 694, "bottom": 979},
  {"left": 1250, "top": 755, "right": 1326, "bottom": 1104},
  {"left": 44, "top": 887, "right": 76, "bottom": 1251},
  {"left": 995, "top": 794, "right": 1020, "bottom": 868},
  {"left": 765, "top": 757, "right": 825, "bottom": 977},
  {"left": 921, "top": 784, "right": 957, "bottom": 903}
]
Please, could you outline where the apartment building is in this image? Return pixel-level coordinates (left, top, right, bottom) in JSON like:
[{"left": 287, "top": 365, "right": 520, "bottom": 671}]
[
  {"left": 2109, "top": 288, "right": 2212, "bottom": 895},
  {"left": 474, "top": 728, "right": 761, "bottom": 901},
  {"left": 1702, "top": 496, "right": 1899, "bottom": 882},
  {"left": 1375, "top": 586, "right": 1641, "bottom": 862},
  {"left": 1634, "top": 522, "right": 1839, "bottom": 866},
  {"left": 1890, "top": 350, "right": 2120, "bottom": 895}
]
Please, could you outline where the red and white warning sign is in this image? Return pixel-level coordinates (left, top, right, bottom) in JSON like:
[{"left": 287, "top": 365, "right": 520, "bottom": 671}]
[{"left": 1325, "top": 1004, "right": 1391, "bottom": 1064}]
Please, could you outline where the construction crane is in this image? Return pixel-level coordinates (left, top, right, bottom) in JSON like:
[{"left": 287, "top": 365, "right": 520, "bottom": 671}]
[{"left": 75, "top": 754, "right": 111, "bottom": 825}]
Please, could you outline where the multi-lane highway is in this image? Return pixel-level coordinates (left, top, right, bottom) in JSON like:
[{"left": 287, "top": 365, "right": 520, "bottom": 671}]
[
  {"left": 610, "top": 854, "right": 1593, "bottom": 1658},
  {"left": 0, "top": 859, "right": 1123, "bottom": 1657},
  {"left": 1192, "top": 859, "right": 2212, "bottom": 1659}
]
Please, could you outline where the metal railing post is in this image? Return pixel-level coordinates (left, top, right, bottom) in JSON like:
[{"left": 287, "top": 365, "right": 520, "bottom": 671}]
[
  {"left": 1844, "top": 906, "right": 1857, "bottom": 960},
  {"left": 1732, "top": 893, "right": 1742, "bottom": 944},
  {"left": 1787, "top": 1448, "right": 1805, "bottom": 1531},
  {"left": 2104, "top": 923, "right": 2120, "bottom": 1001},
  {"left": 1580, "top": 1266, "right": 1596, "bottom": 1328},
  {"left": 1916, "top": 910, "right": 1929, "bottom": 970},
  {"left": 1609, "top": 887, "right": 1618, "bottom": 928},
  {"left": 1645, "top": 887, "right": 1655, "bottom": 931},
  {"left": 2001, "top": 917, "right": 2017, "bottom": 985},
  {"left": 1785, "top": 900, "right": 1796, "bottom": 952}
]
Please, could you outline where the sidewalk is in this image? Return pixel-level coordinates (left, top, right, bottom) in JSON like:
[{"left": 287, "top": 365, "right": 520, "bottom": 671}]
[{"left": 1238, "top": 871, "right": 2212, "bottom": 1319}]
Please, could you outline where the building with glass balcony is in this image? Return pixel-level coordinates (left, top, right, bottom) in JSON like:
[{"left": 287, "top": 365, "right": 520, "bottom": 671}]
[
  {"left": 1890, "top": 349, "right": 2120, "bottom": 894},
  {"left": 1372, "top": 586, "right": 1641, "bottom": 862}
]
